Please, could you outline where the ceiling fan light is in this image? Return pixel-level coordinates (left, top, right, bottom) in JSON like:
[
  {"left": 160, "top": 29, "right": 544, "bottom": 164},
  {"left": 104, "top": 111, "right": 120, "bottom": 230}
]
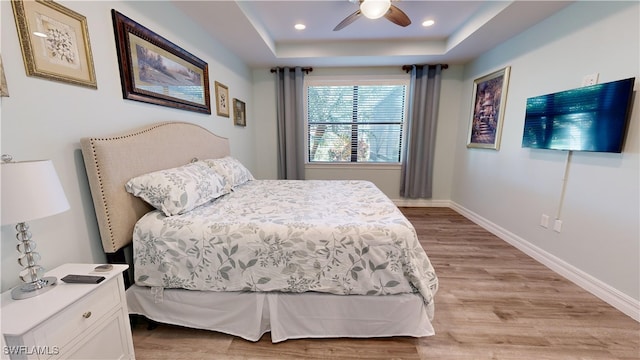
[{"left": 360, "top": 0, "right": 391, "bottom": 20}]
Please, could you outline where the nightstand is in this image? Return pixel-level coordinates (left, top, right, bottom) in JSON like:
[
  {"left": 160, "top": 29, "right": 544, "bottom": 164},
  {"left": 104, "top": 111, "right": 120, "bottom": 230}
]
[{"left": 1, "top": 263, "right": 135, "bottom": 359}]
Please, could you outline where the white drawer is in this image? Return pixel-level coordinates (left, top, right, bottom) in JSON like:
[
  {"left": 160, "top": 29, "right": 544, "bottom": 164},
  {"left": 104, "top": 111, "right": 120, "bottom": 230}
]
[
  {"left": 62, "top": 310, "right": 131, "bottom": 360},
  {"left": 31, "top": 278, "right": 120, "bottom": 353}
]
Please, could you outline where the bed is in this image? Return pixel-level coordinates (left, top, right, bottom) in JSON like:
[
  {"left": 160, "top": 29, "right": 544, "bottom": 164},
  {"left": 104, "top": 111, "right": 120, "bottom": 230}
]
[{"left": 80, "top": 121, "right": 438, "bottom": 343}]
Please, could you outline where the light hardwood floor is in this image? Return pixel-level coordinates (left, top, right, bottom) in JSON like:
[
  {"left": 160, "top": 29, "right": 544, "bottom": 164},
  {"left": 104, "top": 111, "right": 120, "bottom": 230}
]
[{"left": 131, "top": 207, "right": 639, "bottom": 359}]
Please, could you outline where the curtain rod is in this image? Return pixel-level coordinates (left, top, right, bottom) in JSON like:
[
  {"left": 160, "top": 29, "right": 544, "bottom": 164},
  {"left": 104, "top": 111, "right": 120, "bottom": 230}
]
[
  {"left": 270, "top": 67, "right": 313, "bottom": 74},
  {"left": 401, "top": 64, "right": 448, "bottom": 73}
]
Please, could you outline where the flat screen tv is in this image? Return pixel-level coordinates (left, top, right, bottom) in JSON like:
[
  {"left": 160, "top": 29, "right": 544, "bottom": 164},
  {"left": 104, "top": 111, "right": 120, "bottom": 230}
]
[{"left": 522, "top": 77, "right": 635, "bottom": 153}]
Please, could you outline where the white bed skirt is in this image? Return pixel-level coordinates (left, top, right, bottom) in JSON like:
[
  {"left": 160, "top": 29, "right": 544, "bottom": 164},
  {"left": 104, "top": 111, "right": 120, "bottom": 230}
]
[{"left": 126, "top": 285, "right": 435, "bottom": 343}]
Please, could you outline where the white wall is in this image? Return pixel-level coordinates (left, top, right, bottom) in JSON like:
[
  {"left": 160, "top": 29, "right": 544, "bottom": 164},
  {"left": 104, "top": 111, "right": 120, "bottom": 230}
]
[
  {"left": 1, "top": 1, "right": 255, "bottom": 292},
  {"left": 451, "top": 1, "right": 639, "bottom": 303},
  {"left": 252, "top": 68, "right": 279, "bottom": 180}
]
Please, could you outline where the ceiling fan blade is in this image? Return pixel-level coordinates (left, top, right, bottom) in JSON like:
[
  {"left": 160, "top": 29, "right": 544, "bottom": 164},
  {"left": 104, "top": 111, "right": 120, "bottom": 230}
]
[
  {"left": 384, "top": 4, "right": 411, "bottom": 27},
  {"left": 333, "top": 9, "right": 361, "bottom": 31}
]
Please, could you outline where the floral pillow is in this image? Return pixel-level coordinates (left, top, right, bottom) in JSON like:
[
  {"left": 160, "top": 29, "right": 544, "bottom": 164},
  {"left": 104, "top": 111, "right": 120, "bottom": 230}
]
[
  {"left": 203, "top": 156, "right": 254, "bottom": 191},
  {"left": 125, "top": 161, "right": 228, "bottom": 216}
]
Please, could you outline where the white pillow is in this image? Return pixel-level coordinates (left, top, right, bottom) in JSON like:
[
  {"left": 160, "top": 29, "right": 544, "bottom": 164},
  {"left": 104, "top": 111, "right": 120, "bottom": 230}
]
[
  {"left": 125, "top": 161, "right": 229, "bottom": 216},
  {"left": 204, "top": 156, "right": 254, "bottom": 191}
]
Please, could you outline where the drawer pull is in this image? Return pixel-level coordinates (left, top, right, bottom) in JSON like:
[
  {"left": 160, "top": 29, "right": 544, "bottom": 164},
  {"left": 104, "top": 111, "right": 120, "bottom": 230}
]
[{"left": 83, "top": 311, "right": 92, "bottom": 319}]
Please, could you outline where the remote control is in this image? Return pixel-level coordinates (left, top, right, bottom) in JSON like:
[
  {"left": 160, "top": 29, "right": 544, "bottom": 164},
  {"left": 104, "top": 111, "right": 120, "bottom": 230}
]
[{"left": 61, "top": 274, "right": 106, "bottom": 284}]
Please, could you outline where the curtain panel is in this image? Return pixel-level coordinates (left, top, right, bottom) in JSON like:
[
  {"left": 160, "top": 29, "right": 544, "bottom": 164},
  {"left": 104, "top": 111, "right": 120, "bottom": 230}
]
[
  {"left": 274, "top": 67, "right": 305, "bottom": 180},
  {"left": 400, "top": 64, "right": 444, "bottom": 199}
]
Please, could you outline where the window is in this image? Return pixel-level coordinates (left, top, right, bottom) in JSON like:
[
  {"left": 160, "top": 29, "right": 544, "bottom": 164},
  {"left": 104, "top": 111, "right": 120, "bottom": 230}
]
[{"left": 305, "top": 76, "right": 408, "bottom": 163}]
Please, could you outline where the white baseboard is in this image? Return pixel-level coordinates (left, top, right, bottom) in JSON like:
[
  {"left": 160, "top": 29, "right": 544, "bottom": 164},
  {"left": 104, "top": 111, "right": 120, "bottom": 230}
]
[
  {"left": 391, "top": 198, "right": 451, "bottom": 207},
  {"left": 449, "top": 202, "right": 640, "bottom": 322}
]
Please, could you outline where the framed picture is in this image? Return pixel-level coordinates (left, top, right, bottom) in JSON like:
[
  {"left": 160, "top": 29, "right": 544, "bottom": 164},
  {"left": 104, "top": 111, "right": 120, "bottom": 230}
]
[
  {"left": 215, "top": 81, "right": 229, "bottom": 117},
  {"left": 467, "top": 66, "right": 511, "bottom": 150},
  {"left": 0, "top": 55, "right": 9, "bottom": 97},
  {"left": 112, "top": 10, "right": 211, "bottom": 114},
  {"left": 11, "top": 0, "right": 97, "bottom": 88},
  {"left": 233, "top": 98, "right": 246, "bottom": 126}
]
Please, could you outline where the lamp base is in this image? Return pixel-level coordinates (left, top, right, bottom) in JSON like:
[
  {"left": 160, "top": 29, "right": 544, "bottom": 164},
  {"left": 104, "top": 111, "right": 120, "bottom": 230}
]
[{"left": 11, "top": 276, "right": 57, "bottom": 300}]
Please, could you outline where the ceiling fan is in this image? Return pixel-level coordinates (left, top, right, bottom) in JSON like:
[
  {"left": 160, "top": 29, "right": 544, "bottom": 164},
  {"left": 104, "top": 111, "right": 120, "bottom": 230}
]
[{"left": 333, "top": 0, "right": 411, "bottom": 31}]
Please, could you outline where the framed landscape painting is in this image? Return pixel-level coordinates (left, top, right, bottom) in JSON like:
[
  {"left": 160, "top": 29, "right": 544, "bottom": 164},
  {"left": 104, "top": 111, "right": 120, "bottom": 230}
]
[
  {"left": 112, "top": 10, "right": 211, "bottom": 114},
  {"left": 12, "top": 0, "right": 97, "bottom": 88},
  {"left": 467, "top": 66, "right": 511, "bottom": 150}
]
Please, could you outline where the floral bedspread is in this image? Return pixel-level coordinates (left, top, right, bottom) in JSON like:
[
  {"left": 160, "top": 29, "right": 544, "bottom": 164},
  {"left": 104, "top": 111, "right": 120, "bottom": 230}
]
[{"left": 133, "top": 180, "right": 438, "bottom": 317}]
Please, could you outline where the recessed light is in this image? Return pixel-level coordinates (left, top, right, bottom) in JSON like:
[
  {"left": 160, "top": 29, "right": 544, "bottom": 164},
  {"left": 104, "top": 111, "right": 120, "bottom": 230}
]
[
  {"left": 422, "top": 20, "right": 435, "bottom": 27},
  {"left": 294, "top": 23, "right": 306, "bottom": 30},
  {"left": 33, "top": 31, "right": 48, "bottom": 38}
]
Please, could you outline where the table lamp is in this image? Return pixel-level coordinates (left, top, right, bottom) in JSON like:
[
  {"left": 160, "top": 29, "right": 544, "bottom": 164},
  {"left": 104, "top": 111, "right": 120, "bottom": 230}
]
[{"left": 1, "top": 155, "right": 70, "bottom": 300}]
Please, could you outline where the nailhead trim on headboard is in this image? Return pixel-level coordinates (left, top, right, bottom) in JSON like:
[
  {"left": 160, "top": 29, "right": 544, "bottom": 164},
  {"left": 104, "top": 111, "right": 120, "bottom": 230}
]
[
  {"left": 80, "top": 121, "right": 231, "bottom": 254},
  {"left": 86, "top": 138, "right": 116, "bottom": 252}
]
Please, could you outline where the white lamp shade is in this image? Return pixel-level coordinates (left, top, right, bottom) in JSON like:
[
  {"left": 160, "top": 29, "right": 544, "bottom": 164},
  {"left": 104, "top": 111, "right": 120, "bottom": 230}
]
[
  {"left": 1, "top": 160, "right": 70, "bottom": 225},
  {"left": 360, "top": 0, "right": 391, "bottom": 19}
]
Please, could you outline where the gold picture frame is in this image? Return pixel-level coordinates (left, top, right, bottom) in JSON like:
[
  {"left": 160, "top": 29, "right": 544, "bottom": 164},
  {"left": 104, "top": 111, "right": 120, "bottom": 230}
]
[
  {"left": 215, "top": 81, "right": 229, "bottom": 117},
  {"left": 233, "top": 98, "right": 246, "bottom": 126},
  {"left": 467, "top": 66, "right": 511, "bottom": 150},
  {"left": 0, "top": 55, "right": 9, "bottom": 97},
  {"left": 12, "top": 0, "right": 97, "bottom": 88}
]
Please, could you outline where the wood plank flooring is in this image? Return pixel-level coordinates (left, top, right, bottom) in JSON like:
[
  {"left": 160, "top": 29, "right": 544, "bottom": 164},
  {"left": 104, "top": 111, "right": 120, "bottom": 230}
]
[{"left": 131, "top": 207, "right": 639, "bottom": 359}]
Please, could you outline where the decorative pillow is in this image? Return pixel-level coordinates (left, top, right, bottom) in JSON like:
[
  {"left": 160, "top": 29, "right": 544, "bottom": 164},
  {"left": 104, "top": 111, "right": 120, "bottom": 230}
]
[
  {"left": 204, "top": 156, "right": 254, "bottom": 191},
  {"left": 125, "top": 161, "right": 228, "bottom": 216}
]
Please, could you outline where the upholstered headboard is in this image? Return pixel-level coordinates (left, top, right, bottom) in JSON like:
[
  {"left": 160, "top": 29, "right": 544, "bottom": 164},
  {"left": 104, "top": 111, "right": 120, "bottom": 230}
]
[{"left": 80, "top": 122, "right": 230, "bottom": 255}]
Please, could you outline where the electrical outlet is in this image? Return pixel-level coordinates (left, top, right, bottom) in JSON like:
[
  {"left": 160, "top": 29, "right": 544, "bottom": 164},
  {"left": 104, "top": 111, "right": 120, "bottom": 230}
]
[
  {"left": 540, "top": 214, "right": 549, "bottom": 228},
  {"left": 553, "top": 219, "right": 563, "bottom": 233},
  {"left": 582, "top": 73, "right": 599, "bottom": 86}
]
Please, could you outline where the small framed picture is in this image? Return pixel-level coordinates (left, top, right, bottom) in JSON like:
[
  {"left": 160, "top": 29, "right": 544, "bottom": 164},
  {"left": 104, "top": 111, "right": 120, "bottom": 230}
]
[
  {"left": 215, "top": 81, "right": 229, "bottom": 117},
  {"left": 12, "top": 0, "right": 97, "bottom": 88},
  {"left": 467, "top": 66, "right": 511, "bottom": 150},
  {"left": 233, "top": 98, "right": 246, "bottom": 126}
]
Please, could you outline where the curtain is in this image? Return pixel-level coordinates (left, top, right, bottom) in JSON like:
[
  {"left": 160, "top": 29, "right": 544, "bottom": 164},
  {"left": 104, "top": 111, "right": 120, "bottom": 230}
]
[
  {"left": 274, "top": 67, "right": 305, "bottom": 180},
  {"left": 400, "top": 64, "right": 444, "bottom": 198}
]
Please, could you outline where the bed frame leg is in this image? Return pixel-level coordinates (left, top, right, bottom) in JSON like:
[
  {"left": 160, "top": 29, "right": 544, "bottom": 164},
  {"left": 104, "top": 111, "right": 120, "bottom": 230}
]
[
  {"left": 130, "top": 315, "right": 159, "bottom": 331},
  {"left": 146, "top": 318, "right": 159, "bottom": 330}
]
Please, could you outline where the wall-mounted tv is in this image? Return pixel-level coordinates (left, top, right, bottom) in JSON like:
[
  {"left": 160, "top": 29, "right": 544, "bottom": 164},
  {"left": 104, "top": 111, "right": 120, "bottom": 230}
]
[{"left": 522, "top": 77, "right": 635, "bottom": 153}]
